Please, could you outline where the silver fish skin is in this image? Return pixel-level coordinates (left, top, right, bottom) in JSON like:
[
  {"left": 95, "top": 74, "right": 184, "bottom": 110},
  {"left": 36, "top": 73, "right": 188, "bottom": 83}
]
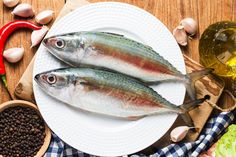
[
  {"left": 34, "top": 67, "right": 205, "bottom": 119},
  {"left": 43, "top": 31, "right": 212, "bottom": 100}
]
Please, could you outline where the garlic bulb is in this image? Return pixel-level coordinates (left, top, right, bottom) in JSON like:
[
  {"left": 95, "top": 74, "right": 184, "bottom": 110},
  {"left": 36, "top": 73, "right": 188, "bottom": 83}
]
[
  {"left": 170, "top": 126, "right": 195, "bottom": 142},
  {"left": 31, "top": 26, "right": 49, "bottom": 48},
  {"left": 11, "top": 3, "right": 34, "bottom": 18},
  {"left": 35, "top": 10, "right": 54, "bottom": 25},
  {"left": 180, "top": 18, "right": 198, "bottom": 36},
  {"left": 3, "top": 0, "right": 19, "bottom": 7},
  {"left": 173, "top": 25, "right": 188, "bottom": 46},
  {"left": 3, "top": 47, "right": 24, "bottom": 63}
]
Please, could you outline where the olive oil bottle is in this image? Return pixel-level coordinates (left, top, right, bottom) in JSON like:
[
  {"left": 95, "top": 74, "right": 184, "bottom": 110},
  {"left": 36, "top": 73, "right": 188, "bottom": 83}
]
[{"left": 199, "top": 21, "right": 236, "bottom": 96}]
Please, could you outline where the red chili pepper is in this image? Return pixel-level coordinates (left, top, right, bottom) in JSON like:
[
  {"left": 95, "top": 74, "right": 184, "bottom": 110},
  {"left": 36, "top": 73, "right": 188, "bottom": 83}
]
[{"left": 0, "top": 20, "right": 42, "bottom": 98}]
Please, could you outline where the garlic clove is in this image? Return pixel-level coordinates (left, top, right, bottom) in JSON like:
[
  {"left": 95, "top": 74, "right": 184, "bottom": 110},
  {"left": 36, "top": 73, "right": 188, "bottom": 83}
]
[
  {"left": 35, "top": 10, "right": 54, "bottom": 25},
  {"left": 173, "top": 25, "right": 188, "bottom": 46},
  {"left": 31, "top": 26, "right": 49, "bottom": 48},
  {"left": 11, "top": 3, "right": 34, "bottom": 18},
  {"left": 180, "top": 18, "right": 198, "bottom": 36},
  {"left": 3, "top": 47, "right": 24, "bottom": 63},
  {"left": 170, "top": 126, "right": 191, "bottom": 142},
  {"left": 3, "top": 0, "right": 19, "bottom": 8}
]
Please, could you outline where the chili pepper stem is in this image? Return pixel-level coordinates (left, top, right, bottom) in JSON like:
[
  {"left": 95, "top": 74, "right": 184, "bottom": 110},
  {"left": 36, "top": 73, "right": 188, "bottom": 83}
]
[
  {"left": 1, "top": 75, "right": 13, "bottom": 100},
  {"left": 0, "top": 21, "right": 42, "bottom": 101},
  {"left": 1, "top": 75, "right": 7, "bottom": 87}
]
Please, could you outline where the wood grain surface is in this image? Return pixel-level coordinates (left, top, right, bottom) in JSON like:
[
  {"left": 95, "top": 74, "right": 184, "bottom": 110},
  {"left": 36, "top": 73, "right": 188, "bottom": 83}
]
[
  {"left": 0, "top": 0, "right": 64, "bottom": 102},
  {"left": 10, "top": 0, "right": 225, "bottom": 147},
  {"left": 1, "top": 0, "right": 235, "bottom": 103},
  {"left": 0, "top": 0, "right": 235, "bottom": 155}
]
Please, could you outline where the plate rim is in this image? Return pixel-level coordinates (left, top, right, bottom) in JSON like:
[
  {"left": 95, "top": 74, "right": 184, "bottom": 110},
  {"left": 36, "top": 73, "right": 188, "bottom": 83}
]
[{"left": 33, "top": 2, "right": 186, "bottom": 156}]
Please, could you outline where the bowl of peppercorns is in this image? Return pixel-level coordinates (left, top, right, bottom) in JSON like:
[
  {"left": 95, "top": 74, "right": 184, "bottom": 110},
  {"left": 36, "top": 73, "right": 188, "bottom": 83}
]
[{"left": 0, "top": 100, "right": 51, "bottom": 157}]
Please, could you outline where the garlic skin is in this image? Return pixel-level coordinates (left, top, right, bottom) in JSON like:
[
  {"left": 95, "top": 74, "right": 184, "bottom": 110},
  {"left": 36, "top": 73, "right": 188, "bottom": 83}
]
[
  {"left": 173, "top": 25, "right": 188, "bottom": 46},
  {"left": 180, "top": 18, "right": 198, "bottom": 36},
  {"left": 11, "top": 3, "right": 34, "bottom": 18},
  {"left": 170, "top": 126, "right": 191, "bottom": 142},
  {"left": 35, "top": 10, "right": 54, "bottom": 25},
  {"left": 3, "top": 47, "right": 24, "bottom": 63},
  {"left": 3, "top": 0, "right": 19, "bottom": 8},
  {"left": 31, "top": 26, "right": 49, "bottom": 48}
]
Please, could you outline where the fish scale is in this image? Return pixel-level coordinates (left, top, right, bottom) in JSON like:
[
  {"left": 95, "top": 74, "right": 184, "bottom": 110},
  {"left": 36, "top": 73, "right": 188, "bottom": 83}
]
[
  {"left": 43, "top": 31, "right": 212, "bottom": 100},
  {"left": 85, "top": 32, "right": 180, "bottom": 73},
  {"left": 35, "top": 67, "right": 206, "bottom": 120}
]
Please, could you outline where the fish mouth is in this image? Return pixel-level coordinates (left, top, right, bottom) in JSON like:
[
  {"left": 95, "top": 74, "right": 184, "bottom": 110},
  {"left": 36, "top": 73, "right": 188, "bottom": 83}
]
[
  {"left": 42, "top": 38, "right": 48, "bottom": 47},
  {"left": 34, "top": 74, "right": 41, "bottom": 84},
  {"left": 42, "top": 37, "right": 61, "bottom": 60},
  {"left": 43, "top": 37, "right": 57, "bottom": 47},
  {"left": 34, "top": 73, "right": 54, "bottom": 97},
  {"left": 34, "top": 74, "right": 44, "bottom": 90},
  {"left": 34, "top": 73, "right": 48, "bottom": 87},
  {"left": 34, "top": 74, "right": 42, "bottom": 86},
  {"left": 42, "top": 38, "right": 53, "bottom": 53}
]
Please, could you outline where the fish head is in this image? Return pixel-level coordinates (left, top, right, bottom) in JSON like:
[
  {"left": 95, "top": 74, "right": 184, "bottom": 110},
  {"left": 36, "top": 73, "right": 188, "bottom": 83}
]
[
  {"left": 34, "top": 69, "right": 74, "bottom": 100},
  {"left": 43, "top": 33, "right": 85, "bottom": 65}
]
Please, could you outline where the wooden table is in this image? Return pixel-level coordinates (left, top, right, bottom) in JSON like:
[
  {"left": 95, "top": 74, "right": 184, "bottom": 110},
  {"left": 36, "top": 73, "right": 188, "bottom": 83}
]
[
  {"left": 1, "top": 0, "right": 235, "bottom": 103},
  {"left": 0, "top": 0, "right": 235, "bottom": 154}
]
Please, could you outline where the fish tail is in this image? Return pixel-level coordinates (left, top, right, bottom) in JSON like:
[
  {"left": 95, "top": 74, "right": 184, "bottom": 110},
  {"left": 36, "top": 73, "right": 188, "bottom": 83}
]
[
  {"left": 180, "top": 113, "right": 195, "bottom": 127},
  {"left": 178, "top": 96, "right": 208, "bottom": 126},
  {"left": 179, "top": 96, "right": 207, "bottom": 112},
  {"left": 184, "top": 68, "right": 213, "bottom": 100}
]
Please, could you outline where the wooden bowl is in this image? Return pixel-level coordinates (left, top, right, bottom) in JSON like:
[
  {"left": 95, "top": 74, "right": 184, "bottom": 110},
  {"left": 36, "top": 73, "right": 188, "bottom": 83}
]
[{"left": 0, "top": 100, "right": 51, "bottom": 157}]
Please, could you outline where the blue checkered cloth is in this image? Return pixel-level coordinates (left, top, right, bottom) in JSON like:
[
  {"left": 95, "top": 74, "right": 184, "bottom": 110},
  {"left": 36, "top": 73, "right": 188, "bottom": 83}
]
[{"left": 44, "top": 111, "right": 235, "bottom": 157}]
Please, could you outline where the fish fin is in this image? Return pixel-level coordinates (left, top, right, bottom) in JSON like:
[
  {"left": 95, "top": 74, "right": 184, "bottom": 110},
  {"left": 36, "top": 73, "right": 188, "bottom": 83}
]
[
  {"left": 180, "top": 113, "right": 195, "bottom": 127},
  {"left": 178, "top": 96, "right": 208, "bottom": 127},
  {"left": 184, "top": 68, "right": 213, "bottom": 100},
  {"left": 179, "top": 96, "right": 207, "bottom": 112},
  {"left": 100, "top": 32, "right": 124, "bottom": 37},
  {"left": 75, "top": 79, "right": 100, "bottom": 92},
  {"left": 100, "top": 32, "right": 155, "bottom": 51},
  {"left": 143, "top": 44, "right": 155, "bottom": 51}
]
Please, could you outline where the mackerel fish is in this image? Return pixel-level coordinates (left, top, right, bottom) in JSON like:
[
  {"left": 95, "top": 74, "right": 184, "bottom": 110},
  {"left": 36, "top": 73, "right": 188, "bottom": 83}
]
[
  {"left": 34, "top": 67, "right": 206, "bottom": 123},
  {"left": 43, "top": 31, "right": 212, "bottom": 100}
]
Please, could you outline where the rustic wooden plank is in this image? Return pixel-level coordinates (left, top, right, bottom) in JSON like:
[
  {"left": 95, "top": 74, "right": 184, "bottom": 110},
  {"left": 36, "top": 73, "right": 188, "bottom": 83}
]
[
  {"left": 14, "top": 0, "right": 90, "bottom": 102},
  {"left": 185, "top": 55, "right": 225, "bottom": 138},
  {"left": 0, "top": 0, "right": 65, "bottom": 103},
  {"left": 12, "top": 0, "right": 230, "bottom": 130},
  {"left": 234, "top": 0, "right": 236, "bottom": 21},
  {"left": 140, "top": 55, "right": 225, "bottom": 155},
  {"left": 15, "top": 0, "right": 225, "bottom": 136},
  {"left": 89, "top": 0, "right": 235, "bottom": 62},
  {"left": 0, "top": 0, "right": 235, "bottom": 155},
  {"left": 1, "top": 1, "right": 233, "bottom": 103}
]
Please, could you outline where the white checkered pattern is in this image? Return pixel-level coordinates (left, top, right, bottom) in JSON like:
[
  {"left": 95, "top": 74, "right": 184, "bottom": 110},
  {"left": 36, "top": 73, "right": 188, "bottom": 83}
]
[{"left": 45, "top": 111, "right": 235, "bottom": 157}]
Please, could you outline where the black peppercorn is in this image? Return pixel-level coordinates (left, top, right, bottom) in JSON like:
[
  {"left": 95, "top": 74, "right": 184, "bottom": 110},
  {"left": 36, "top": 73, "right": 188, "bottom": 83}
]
[{"left": 0, "top": 106, "right": 46, "bottom": 157}]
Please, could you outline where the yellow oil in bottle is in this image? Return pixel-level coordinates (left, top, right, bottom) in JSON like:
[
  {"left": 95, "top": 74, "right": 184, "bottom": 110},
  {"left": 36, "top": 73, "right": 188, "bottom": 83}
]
[{"left": 199, "top": 21, "right": 236, "bottom": 96}]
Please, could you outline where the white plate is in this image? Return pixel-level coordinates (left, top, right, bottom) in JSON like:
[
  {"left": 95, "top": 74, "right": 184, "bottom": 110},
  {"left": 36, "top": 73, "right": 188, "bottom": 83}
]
[{"left": 33, "top": 2, "right": 186, "bottom": 156}]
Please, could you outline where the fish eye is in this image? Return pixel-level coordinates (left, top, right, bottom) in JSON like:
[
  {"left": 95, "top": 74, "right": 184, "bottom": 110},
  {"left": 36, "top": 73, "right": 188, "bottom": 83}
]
[
  {"left": 55, "top": 39, "right": 65, "bottom": 49},
  {"left": 47, "top": 74, "right": 57, "bottom": 84}
]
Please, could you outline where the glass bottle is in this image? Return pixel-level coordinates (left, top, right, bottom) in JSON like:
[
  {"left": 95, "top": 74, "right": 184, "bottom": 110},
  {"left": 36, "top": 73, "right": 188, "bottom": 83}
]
[{"left": 199, "top": 21, "right": 236, "bottom": 96}]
